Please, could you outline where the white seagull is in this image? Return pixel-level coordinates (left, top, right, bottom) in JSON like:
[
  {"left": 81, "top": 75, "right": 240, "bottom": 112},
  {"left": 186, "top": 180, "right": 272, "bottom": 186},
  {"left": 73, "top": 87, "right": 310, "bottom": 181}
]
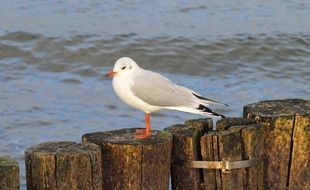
[{"left": 106, "top": 57, "right": 228, "bottom": 139}]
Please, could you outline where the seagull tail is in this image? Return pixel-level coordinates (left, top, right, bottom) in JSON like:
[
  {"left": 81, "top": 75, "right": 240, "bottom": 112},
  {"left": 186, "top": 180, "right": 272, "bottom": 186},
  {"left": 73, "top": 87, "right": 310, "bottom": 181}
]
[
  {"left": 193, "top": 93, "right": 229, "bottom": 107},
  {"left": 166, "top": 105, "right": 226, "bottom": 119}
]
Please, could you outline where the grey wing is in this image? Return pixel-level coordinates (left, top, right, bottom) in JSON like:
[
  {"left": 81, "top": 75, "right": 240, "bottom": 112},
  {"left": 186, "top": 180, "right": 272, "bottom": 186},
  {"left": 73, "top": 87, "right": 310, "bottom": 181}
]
[{"left": 131, "top": 70, "right": 196, "bottom": 107}]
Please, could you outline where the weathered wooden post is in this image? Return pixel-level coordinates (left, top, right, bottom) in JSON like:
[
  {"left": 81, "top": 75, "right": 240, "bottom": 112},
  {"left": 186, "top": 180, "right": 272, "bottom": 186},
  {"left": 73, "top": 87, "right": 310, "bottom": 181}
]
[
  {"left": 0, "top": 156, "right": 20, "bottom": 190},
  {"left": 82, "top": 128, "right": 172, "bottom": 190},
  {"left": 164, "top": 118, "right": 212, "bottom": 190},
  {"left": 244, "top": 99, "right": 310, "bottom": 190},
  {"left": 25, "top": 141, "right": 102, "bottom": 190},
  {"left": 165, "top": 118, "right": 263, "bottom": 190},
  {"left": 200, "top": 118, "right": 263, "bottom": 190}
]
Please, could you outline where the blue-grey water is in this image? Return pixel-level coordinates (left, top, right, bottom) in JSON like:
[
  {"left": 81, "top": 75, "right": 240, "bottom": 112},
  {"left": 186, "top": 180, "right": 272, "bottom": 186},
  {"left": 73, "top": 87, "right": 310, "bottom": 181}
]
[{"left": 0, "top": 1, "right": 309, "bottom": 189}]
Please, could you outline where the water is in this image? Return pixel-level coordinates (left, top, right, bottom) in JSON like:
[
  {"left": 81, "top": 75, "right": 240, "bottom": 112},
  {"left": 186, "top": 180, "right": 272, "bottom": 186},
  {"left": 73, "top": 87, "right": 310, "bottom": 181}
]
[{"left": 0, "top": 1, "right": 309, "bottom": 189}]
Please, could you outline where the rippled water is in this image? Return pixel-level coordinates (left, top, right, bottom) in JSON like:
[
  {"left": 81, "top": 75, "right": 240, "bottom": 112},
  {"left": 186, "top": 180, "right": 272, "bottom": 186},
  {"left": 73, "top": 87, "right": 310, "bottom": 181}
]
[{"left": 0, "top": 1, "right": 310, "bottom": 189}]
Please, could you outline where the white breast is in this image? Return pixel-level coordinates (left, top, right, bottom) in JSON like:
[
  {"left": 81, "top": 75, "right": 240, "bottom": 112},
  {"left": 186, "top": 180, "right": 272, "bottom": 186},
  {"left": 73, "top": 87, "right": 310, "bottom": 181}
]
[{"left": 112, "top": 74, "right": 162, "bottom": 113}]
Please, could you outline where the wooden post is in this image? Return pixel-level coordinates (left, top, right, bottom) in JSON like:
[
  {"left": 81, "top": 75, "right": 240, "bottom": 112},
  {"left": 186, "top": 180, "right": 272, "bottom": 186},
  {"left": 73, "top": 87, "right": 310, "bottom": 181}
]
[
  {"left": 164, "top": 118, "right": 212, "bottom": 190},
  {"left": 200, "top": 118, "right": 264, "bottom": 190},
  {"left": 244, "top": 99, "right": 310, "bottom": 190},
  {"left": 82, "top": 128, "right": 172, "bottom": 190},
  {"left": 0, "top": 156, "right": 20, "bottom": 190},
  {"left": 25, "top": 141, "right": 102, "bottom": 190},
  {"left": 164, "top": 118, "right": 263, "bottom": 190}
]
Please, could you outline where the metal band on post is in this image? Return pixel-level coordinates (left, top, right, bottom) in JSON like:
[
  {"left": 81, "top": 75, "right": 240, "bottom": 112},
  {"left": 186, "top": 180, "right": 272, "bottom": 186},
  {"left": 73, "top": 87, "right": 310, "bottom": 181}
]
[{"left": 189, "top": 157, "right": 258, "bottom": 173}]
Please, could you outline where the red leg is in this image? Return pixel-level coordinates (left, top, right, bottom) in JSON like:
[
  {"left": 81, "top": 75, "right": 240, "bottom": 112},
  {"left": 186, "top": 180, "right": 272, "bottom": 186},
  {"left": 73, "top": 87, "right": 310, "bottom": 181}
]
[
  {"left": 135, "top": 113, "right": 151, "bottom": 139},
  {"left": 145, "top": 112, "right": 151, "bottom": 133}
]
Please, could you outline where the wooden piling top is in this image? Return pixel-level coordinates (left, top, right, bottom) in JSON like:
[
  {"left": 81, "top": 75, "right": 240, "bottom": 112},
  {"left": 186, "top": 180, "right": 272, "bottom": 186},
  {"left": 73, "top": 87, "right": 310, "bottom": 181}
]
[
  {"left": 0, "top": 156, "right": 19, "bottom": 171},
  {"left": 244, "top": 99, "right": 310, "bottom": 117},
  {"left": 25, "top": 141, "right": 101, "bottom": 157},
  {"left": 165, "top": 118, "right": 212, "bottom": 136},
  {"left": 82, "top": 128, "right": 172, "bottom": 145}
]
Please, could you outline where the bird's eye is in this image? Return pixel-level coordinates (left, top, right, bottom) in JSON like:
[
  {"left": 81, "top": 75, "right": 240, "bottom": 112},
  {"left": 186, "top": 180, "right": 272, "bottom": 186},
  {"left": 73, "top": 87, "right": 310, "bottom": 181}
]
[{"left": 121, "top": 66, "right": 126, "bottom": 70}]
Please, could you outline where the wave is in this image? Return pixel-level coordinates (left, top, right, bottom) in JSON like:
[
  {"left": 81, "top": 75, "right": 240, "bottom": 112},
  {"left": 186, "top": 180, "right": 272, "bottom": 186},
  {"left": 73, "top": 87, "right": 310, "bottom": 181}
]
[{"left": 0, "top": 31, "right": 309, "bottom": 79}]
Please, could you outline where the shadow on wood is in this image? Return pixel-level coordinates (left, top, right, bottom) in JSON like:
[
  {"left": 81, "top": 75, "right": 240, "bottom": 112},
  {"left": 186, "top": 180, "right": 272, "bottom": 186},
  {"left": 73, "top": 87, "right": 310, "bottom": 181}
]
[
  {"left": 0, "top": 156, "right": 19, "bottom": 190},
  {"left": 25, "top": 141, "right": 102, "bottom": 190},
  {"left": 82, "top": 128, "right": 172, "bottom": 190},
  {"left": 244, "top": 99, "right": 310, "bottom": 190}
]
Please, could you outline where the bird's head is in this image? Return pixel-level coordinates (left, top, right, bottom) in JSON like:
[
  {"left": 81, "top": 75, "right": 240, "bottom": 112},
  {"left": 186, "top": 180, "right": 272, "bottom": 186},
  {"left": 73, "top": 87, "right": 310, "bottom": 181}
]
[{"left": 106, "top": 57, "right": 139, "bottom": 77}]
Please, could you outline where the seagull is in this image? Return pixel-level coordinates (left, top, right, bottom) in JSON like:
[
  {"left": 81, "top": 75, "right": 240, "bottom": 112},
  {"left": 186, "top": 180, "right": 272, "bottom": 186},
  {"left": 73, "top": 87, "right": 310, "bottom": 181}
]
[{"left": 106, "top": 57, "right": 228, "bottom": 139}]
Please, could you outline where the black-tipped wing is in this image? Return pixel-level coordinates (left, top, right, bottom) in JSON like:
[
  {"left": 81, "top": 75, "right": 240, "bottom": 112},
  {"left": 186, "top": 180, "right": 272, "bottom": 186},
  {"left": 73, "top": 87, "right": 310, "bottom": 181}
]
[
  {"left": 193, "top": 93, "right": 229, "bottom": 107},
  {"left": 197, "top": 104, "right": 226, "bottom": 118}
]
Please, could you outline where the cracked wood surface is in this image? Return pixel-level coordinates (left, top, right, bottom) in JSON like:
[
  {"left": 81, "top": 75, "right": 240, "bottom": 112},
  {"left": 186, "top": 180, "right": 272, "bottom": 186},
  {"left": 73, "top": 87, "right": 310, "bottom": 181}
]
[
  {"left": 25, "top": 141, "right": 102, "bottom": 190},
  {"left": 244, "top": 99, "right": 310, "bottom": 190},
  {"left": 82, "top": 128, "right": 172, "bottom": 190}
]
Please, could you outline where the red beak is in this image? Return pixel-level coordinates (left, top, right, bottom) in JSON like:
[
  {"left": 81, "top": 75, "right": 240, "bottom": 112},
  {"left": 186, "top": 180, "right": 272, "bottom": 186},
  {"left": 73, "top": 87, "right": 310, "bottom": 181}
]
[{"left": 106, "top": 70, "right": 117, "bottom": 77}]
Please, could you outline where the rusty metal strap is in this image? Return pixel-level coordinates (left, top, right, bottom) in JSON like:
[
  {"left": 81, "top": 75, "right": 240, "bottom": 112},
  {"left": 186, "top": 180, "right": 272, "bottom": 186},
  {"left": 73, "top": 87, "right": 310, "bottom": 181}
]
[{"left": 189, "top": 157, "right": 258, "bottom": 173}]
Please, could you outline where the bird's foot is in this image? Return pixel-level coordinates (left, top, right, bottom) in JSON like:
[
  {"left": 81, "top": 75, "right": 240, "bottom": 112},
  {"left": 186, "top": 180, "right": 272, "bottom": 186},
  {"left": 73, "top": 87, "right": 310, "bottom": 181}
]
[
  {"left": 134, "top": 131, "right": 151, "bottom": 139},
  {"left": 135, "top": 128, "right": 147, "bottom": 134}
]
